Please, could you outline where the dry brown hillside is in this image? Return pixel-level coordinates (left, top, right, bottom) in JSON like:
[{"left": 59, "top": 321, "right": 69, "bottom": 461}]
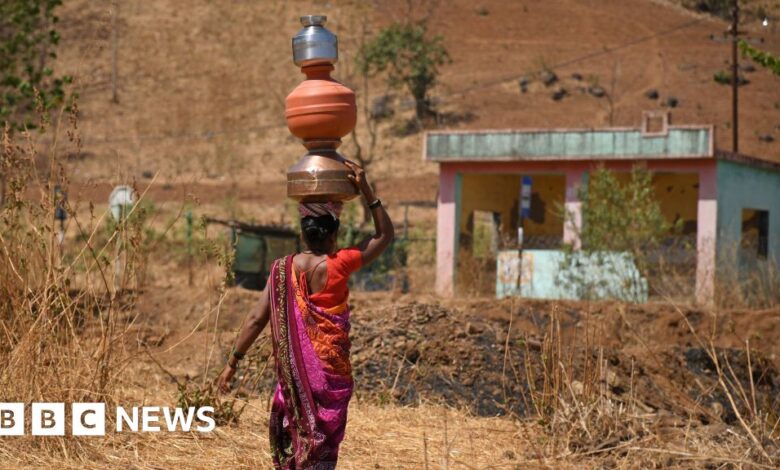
[{"left": 53, "top": 0, "right": 780, "bottom": 190}]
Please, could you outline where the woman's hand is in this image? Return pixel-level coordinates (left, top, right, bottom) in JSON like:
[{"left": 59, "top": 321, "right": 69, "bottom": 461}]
[
  {"left": 345, "top": 161, "right": 375, "bottom": 201},
  {"left": 216, "top": 365, "right": 236, "bottom": 394}
]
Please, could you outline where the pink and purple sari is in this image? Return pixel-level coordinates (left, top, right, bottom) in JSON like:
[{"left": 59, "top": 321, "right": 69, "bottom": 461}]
[{"left": 268, "top": 255, "right": 354, "bottom": 469}]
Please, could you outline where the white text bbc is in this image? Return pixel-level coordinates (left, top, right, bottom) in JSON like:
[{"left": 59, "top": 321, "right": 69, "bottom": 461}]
[{"left": 0, "top": 403, "right": 216, "bottom": 436}]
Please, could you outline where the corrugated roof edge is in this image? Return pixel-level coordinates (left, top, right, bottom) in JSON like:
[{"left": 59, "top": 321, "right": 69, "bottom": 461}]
[
  {"left": 422, "top": 125, "right": 714, "bottom": 162},
  {"left": 423, "top": 124, "right": 710, "bottom": 135},
  {"left": 423, "top": 126, "right": 780, "bottom": 171},
  {"left": 714, "top": 150, "right": 780, "bottom": 172}
]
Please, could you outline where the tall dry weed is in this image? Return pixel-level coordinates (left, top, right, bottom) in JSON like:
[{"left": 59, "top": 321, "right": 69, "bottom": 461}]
[
  {"left": 0, "top": 105, "right": 146, "bottom": 458},
  {"left": 521, "top": 306, "right": 654, "bottom": 458},
  {"left": 520, "top": 302, "right": 779, "bottom": 467}
]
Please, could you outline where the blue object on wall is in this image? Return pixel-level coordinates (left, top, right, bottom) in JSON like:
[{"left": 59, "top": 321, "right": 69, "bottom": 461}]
[{"left": 520, "top": 176, "right": 532, "bottom": 219}]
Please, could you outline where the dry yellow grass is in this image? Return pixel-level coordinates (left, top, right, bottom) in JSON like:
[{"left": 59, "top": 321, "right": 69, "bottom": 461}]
[
  {"left": 0, "top": 400, "right": 528, "bottom": 470},
  {"left": 1, "top": 395, "right": 776, "bottom": 469}
]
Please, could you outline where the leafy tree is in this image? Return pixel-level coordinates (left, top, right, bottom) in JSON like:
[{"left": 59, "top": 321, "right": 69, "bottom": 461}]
[
  {"left": 1, "top": 0, "right": 71, "bottom": 130},
  {"left": 357, "top": 22, "right": 450, "bottom": 121},
  {"left": 578, "top": 166, "right": 673, "bottom": 259},
  {"left": 739, "top": 40, "right": 780, "bottom": 76},
  {"left": 558, "top": 166, "right": 679, "bottom": 300},
  {"left": 682, "top": 0, "right": 734, "bottom": 19},
  {"left": 682, "top": 0, "right": 773, "bottom": 21}
]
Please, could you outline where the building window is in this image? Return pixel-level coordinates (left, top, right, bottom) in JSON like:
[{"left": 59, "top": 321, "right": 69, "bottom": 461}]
[{"left": 741, "top": 209, "right": 769, "bottom": 259}]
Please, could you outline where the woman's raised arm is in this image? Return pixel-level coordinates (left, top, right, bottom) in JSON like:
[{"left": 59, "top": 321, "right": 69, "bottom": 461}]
[{"left": 345, "top": 161, "right": 394, "bottom": 266}]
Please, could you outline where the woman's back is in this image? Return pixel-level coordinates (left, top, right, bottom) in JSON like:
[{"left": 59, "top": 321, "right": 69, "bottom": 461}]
[
  {"left": 292, "top": 252, "right": 329, "bottom": 294},
  {"left": 292, "top": 248, "right": 362, "bottom": 309}
]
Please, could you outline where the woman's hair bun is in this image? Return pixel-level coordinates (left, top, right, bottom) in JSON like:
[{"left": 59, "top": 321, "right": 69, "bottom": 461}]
[
  {"left": 300, "top": 215, "right": 340, "bottom": 247},
  {"left": 303, "top": 223, "right": 328, "bottom": 242}
]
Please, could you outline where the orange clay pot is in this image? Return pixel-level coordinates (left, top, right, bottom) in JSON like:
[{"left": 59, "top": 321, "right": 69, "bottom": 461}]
[{"left": 285, "top": 63, "right": 357, "bottom": 147}]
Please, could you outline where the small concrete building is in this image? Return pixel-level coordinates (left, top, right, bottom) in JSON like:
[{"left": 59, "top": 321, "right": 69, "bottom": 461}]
[{"left": 426, "top": 114, "right": 780, "bottom": 303}]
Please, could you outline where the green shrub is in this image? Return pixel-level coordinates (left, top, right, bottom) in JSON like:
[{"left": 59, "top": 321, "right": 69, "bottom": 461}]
[{"left": 357, "top": 22, "right": 450, "bottom": 121}]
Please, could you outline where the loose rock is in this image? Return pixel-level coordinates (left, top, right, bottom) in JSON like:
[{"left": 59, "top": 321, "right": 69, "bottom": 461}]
[
  {"left": 588, "top": 86, "right": 606, "bottom": 98},
  {"left": 466, "top": 322, "right": 483, "bottom": 335},
  {"left": 552, "top": 88, "right": 568, "bottom": 101},
  {"left": 540, "top": 70, "right": 558, "bottom": 87},
  {"left": 518, "top": 77, "right": 530, "bottom": 93}
]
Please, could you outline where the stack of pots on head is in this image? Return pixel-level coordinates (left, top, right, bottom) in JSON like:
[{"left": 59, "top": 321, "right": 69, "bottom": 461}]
[{"left": 285, "top": 15, "right": 359, "bottom": 202}]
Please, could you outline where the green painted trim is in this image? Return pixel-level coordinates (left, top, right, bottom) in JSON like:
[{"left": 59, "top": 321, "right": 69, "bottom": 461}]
[{"left": 426, "top": 128, "right": 712, "bottom": 161}]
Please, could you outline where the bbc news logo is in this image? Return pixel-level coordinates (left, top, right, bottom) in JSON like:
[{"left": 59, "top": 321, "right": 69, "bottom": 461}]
[{"left": 0, "top": 403, "right": 216, "bottom": 436}]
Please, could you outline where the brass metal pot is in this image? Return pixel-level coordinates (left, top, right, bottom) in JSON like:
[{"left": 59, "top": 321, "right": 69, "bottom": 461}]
[{"left": 287, "top": 148, "right": 358, "bottom": 202}]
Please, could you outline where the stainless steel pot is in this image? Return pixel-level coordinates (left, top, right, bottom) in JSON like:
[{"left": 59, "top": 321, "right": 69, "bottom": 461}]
[{"left": 292, "top": 15, "right": 338, "bottom": 67}]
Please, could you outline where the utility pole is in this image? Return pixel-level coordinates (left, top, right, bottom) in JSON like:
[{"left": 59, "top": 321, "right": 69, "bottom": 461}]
[
  {"left": 111, "top": 0, "right": 119, "bottom": 104},
  {"left": 730, "top": 0, "right": 740, "bottom": 153}
]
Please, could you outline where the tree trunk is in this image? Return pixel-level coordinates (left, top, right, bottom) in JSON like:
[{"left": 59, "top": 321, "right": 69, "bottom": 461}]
[{"left": 415, "top": 97, "right": 427, "bottom": 122}]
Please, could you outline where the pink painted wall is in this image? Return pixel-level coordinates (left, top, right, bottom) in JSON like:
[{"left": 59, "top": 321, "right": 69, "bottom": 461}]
[
  {"left": 695, "top": 163, "right": 718, "bottom": 304},
  {"left": 435, "top": 166, "right": 459, "bottom": 296}
]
